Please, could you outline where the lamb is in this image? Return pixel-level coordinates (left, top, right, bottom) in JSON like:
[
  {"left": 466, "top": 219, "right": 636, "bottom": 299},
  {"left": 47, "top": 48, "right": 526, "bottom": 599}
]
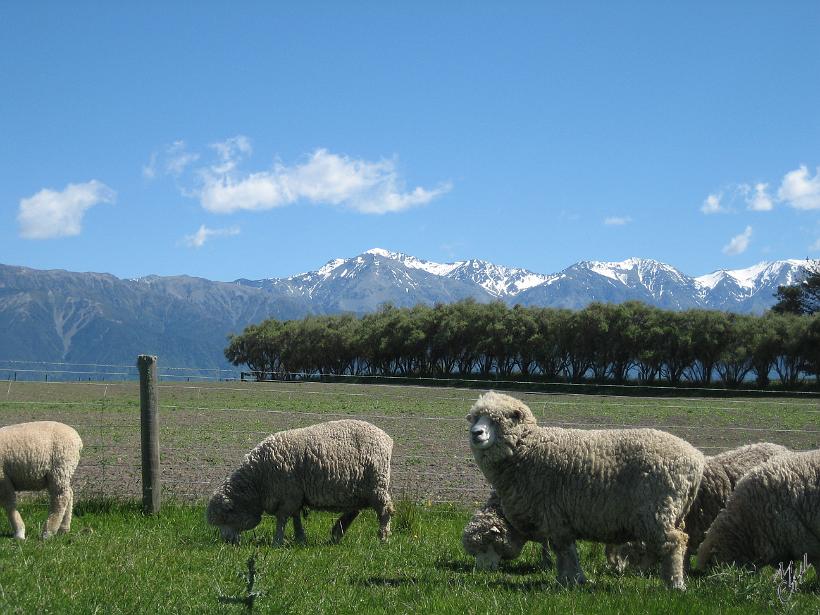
[
  {"left": 606, "top": 442, "right": 790, "bottom": 573},
  {"left": 207, "top": 419, "right": 394, "bottom": 545},
  {"left": 467, "top": 391, "right": 704, "bottom": 589},
  {"left": 462, "top": 490, "right": 552, "bottom": 570},
  {"left": 697, "top": 448, "right": 820, "bottom": 570},
  {"left": 0, "top": 421, "right": 83, "bottom": 540}
]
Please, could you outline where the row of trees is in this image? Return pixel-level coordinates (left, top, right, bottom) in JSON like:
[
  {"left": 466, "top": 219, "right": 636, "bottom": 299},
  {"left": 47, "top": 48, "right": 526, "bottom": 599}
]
[{"left": 224, "top": 300, "right": 820, "bottom": 389}]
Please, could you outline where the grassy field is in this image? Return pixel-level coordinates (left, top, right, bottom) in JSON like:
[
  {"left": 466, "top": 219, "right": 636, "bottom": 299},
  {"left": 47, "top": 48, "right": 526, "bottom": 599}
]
[
  {"left": 0, "top": 380, "right": 818, "bottom": 613},
  {"left": 1, "top": 379, "right": 818, "bottom": 502},
  {"left": 0, "top": 499, "right": 817, "bottom": 614}
]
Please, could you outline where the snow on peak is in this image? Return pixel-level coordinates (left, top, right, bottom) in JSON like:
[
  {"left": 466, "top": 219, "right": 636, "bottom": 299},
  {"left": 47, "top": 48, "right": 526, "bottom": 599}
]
[
  {"left": 581, "top": 258, "right": 680, "bottom": 285},
  {"left": 694, "top": 259, "right": 809, "bottom": 291},
  {"left": 365, "top": 248, "right": 461, "bottom": 276}
]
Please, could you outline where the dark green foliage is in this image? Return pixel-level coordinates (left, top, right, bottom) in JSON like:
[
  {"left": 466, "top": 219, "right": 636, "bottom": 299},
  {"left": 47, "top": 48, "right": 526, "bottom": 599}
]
[{"left": 225, "top": 301, "right": 820, "bottom": 389}]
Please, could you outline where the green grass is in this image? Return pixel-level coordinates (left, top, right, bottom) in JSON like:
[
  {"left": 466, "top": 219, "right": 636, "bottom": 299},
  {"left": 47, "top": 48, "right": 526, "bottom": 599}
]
[{"left": 0, "top": 500, "right": 817, "bottom": 614}]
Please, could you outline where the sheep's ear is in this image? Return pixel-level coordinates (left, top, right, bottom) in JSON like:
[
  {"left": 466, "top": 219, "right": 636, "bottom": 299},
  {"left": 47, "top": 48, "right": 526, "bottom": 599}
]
[
  {"left": 512, "top": 409, "right": 524, "bottom": 422},
  {"left": 465, "top": 413, "right": 473, "bottom": 423}
]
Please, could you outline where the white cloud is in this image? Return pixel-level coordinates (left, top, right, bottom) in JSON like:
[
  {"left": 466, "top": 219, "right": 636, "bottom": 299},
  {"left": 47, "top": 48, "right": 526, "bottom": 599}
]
[
  {"left": 17, "top": 180, "right": 116, "bottom": 239},
  {"left": 777, "top": 165, "right": 820, "bottom": 210},
  {"left": 701, "top": 192, "right": 726, "bottom": 214},
  {"left": 603, "top": 216, "right": 631, "bottom": 226},
  {"left": 198, "top": 142, "right": 451, "bottom": 214},
  {"left": 743, "top": 182, "right": 773, "bottom": 211},
  {"left": 181, "top": 224, "right": 240, "bottom": 248},
  {"left": 809, "top": 236, "right": 820, "bottom": 252},
  {"left": 144, "top": 140, "right": 200, "bottom": 179},
  {"left": 165, "top": 141, "right": 200, "bottom": 176},
  {"left": 722, "top": 226, "right": 753, "bottom": 255},
  {"left": 142, "top": 152, "right": 158, "bottom": 179}
]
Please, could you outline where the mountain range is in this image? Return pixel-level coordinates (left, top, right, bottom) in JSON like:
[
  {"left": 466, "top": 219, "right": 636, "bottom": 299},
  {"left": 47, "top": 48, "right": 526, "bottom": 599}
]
[{"left": 0, "top": 249, "right": 810, "bottom": 371}]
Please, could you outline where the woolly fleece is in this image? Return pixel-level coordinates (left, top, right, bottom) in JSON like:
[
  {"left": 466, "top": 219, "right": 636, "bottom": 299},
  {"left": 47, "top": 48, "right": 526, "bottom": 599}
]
[
  {"left": 462, "top": 490, "right": 552, "bottom": 570},
  {"left": 0, "top": 421, "right": 83, "bottom": 540},
  {"left": 697, "top": 448, "right": 820, "bottom": 569},
  {"left": 468, "top": 391, "right": 704, "bottom": 589},
  {"left": 607, "top": 442, "right": 789, "bottom": 572},
  {"left": 207, "top": 419, "right": 394, "bottom": 545}
]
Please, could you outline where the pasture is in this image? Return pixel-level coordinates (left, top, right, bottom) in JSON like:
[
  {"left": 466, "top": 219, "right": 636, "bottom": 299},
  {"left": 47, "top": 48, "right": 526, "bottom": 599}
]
[{"left": 0, "top": 380, "right": 818, "bottom": 613}]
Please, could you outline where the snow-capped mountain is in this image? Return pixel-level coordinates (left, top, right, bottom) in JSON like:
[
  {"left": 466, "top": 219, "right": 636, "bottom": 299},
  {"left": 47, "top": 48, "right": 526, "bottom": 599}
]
[
  {"left": 235, "top": 249, "right": 811, "bottom": 314},
  {"left": 694, "top": 259, "right": 809, "bottom": 313},
  {"left": 0, "top": 252, "right": 811, "bottom": 368}
]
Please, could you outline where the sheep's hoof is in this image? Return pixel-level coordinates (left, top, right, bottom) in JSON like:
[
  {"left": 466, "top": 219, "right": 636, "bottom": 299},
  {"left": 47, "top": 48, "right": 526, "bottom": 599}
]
[
  {"left": 13, "top": 532, "right": 25, "bottom": 541},
  {"left": 41, "top": 530, "right": 53, "bottom": 540}
]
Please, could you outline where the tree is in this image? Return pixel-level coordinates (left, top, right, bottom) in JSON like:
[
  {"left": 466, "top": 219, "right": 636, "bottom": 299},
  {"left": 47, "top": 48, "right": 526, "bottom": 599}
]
[{"left": 772, "top": 260, "right": 820, "bottom": 315}]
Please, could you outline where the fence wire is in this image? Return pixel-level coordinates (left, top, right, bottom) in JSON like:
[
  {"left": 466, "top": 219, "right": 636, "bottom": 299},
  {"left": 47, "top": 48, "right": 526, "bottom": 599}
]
[{"left": 1, "top": 368, "right": 818, "bottom": 505}]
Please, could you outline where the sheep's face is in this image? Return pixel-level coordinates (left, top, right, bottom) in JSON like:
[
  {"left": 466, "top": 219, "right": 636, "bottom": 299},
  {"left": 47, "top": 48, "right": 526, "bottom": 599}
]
[
  {"left": 467, "top": 392, "right": 536, "bottom": 460},
  {"left": 206, "top": 491, "right": 262, "bottom": 544},
  {"left": 474, "top": 547, "right": 502, "bottom": 570},
  {"left": 469, "top": 415, "right": 497, "bottom": 450}
]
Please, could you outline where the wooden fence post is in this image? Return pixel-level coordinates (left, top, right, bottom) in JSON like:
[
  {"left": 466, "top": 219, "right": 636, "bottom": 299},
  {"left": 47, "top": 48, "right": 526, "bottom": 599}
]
[{"left": 138, "top": 355, "right": 161, "bottom": 514}]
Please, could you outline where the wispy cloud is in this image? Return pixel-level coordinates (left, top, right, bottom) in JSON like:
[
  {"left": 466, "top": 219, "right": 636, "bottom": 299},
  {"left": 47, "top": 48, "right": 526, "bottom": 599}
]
[
  {"left": 196, "top": 138, "right": 451, "bottom": 214},
  {"left": 742, "top": 182, "right": 773, "bottom": 212},
  {"left": 701, "top": 192, "right": 727, "bottom": 214},
  {"left": 144, "top": 140, "right": 200, "bottom": 179},
  {"left": 17, "top": 180, "right": 116, "bottom": 239},
  {"left": 722, "top": 226, "right": 753, "bottom": 255},
  {"left": 778, "top": 165, "right": 820, "bottom": 210},
  {"left": 603, "top": 216, "right": 631, "bottom": 226},
  {"left": 809, "top": 237, "right": 820, "bottom": 252},
  {"left": 181, "top": 224, "right": 240, "bottom": 248}
]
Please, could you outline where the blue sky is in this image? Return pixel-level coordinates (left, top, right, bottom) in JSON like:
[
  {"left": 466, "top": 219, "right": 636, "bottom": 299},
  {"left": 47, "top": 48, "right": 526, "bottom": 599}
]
[{"left": 2, "top": 2, "right": 819, "bottom": 281}]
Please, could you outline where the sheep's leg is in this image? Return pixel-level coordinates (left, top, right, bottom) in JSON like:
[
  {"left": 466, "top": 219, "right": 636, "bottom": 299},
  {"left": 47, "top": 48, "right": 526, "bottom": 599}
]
[
  {"left": 291, "top": 512, "right": 306, "bottom": 544},
  {"left": 554, "top": 542, "right": 587, "bottom": 586},
  {"left": 375, "top": 495, "right": 393, "bottom": 542},
  {"left": 273, "top": 515, "right": 288, "bottom": 546},
  {"left": 539, "top": 542, "right": 553, "bottom": 570},
  {"left": 657, "top": 528, "right": 688, "bottom": 590},
  {"left": 330, "top": 510, "right": 359, "bottom": 544},
  {"left": 58, "top": 487, "right": 74, "bottom": 534},
  {"left": 43, "top": 482, "right": 70, "bottom": 539},
  {"left": 1, "top": 479, "right": 24, "bottom": 540}
]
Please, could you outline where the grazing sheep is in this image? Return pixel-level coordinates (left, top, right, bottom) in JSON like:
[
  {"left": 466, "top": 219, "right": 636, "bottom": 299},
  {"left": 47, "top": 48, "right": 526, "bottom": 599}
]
[
  {"left": 697, "top": 448, "right": 820, "bottom": 570},
  {"left": 462, "top": 490, "right": 552, "bottom": 570},
  {"left": 0, "top": 421, "right": 83, "bottom": 540},
  {"left": 606, "top": 442, "right": 790, "bottom": 573},
  {"left": 207, "top": 419, "right": 394, "bottom": 545},
  {"left": 467, "top": 391, "right": 704, "bottom": 589}
]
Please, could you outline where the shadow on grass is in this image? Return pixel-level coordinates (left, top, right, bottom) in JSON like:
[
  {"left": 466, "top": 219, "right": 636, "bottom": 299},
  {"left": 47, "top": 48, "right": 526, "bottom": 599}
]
[
  {"left": 435, "top": 558, "right": 544, "bottom": 575},
  {"left": 353, "top": 575, "right": 420, "bottom": 588},
  {"left": 73, "top": 497, "right": 142, "bottom": 516}
]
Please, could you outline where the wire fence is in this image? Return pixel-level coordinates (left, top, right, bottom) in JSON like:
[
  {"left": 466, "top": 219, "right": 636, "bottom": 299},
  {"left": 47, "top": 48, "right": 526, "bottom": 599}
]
[{"left": 1, "top": 360, "right": 818, "bottom": 506}]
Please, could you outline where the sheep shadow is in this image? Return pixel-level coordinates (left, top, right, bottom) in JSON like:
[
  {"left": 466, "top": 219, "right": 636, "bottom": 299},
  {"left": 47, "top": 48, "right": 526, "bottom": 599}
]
[
  {"left": 352, "top": 575, "right": 420, "bottom": 588},
  {"left": 435, "top": 558, "right": 544, "bottom": 575}
]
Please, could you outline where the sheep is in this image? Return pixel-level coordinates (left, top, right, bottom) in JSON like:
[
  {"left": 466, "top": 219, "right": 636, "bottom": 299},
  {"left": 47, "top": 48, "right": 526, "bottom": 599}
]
[
  {"left": 0, "top": 421, "right": 83, "bottom": 540},
  {"left": 462, "top": 490, "right": 552, "bottom": 570},
  {"left": 697, "top": 448, "right": 820, "bottom": 570},
  {"left": 207, "top": 419, "right": 394, "bottom": 545},
  {"left": 467, "top": 391, "right": 704, "bottom": 589},
  {"left": 606, "top": 442, "right": 790, "bottom": 573}
]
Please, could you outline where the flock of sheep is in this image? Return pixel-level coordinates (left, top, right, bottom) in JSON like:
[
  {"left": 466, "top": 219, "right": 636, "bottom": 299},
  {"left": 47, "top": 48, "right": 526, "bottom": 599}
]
[{"left": 1, "top": 391, "right": 818, "bottom": 592}]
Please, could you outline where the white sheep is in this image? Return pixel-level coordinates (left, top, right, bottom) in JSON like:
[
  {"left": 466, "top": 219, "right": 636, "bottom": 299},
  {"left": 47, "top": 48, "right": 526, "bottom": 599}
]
[
  {"left": 207, "top": 419, "right": 394, "bottom": 545},
  {"left": 462, "top": 490, "right": 552, "bottom": 570},
  {"left": 697, "top": 448, "right": 820, "bottom": 570},
  {"left": 0, "top": 421, "right": 83, "bottom": 540},
  {"left": 467, "top": 391, "right": 704, "bottom": 589},
  {"left": 606, "top": 442, "right": 790, "bottom": 573}
]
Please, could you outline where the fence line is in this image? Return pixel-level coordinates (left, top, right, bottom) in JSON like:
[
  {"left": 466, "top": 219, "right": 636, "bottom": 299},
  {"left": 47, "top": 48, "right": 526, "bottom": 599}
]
[
  {"left": 3, "top": 358, "right": 819, "bottom": 396},
  {"left": 1, "top": 362, "right": 818, "bottom": 506}
]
